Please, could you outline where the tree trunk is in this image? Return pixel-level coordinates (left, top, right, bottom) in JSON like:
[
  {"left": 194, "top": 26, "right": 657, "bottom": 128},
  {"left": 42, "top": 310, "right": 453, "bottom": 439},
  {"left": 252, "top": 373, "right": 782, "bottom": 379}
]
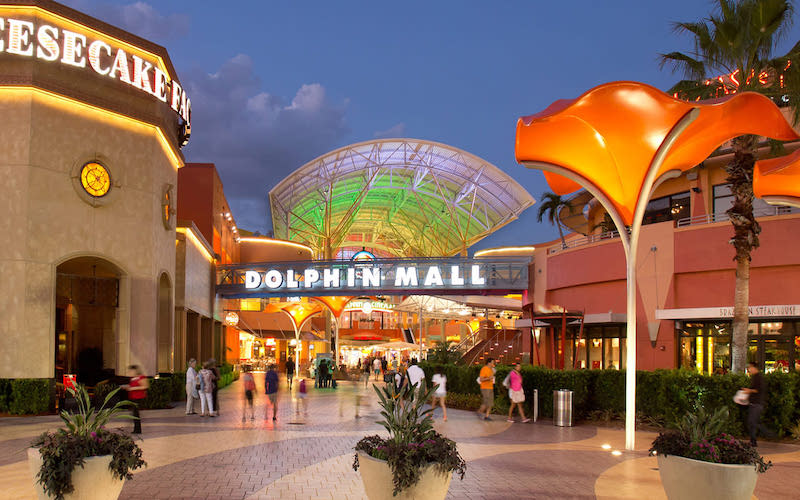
[
  {"left": 731, "top": 257, "right": 750, "bottom": 373},
  {"left": 727, "top": 135, "right": 760, "bottom": 374},
  {"left": 557, "top": 222, "right": 566, "bottom": 249}
]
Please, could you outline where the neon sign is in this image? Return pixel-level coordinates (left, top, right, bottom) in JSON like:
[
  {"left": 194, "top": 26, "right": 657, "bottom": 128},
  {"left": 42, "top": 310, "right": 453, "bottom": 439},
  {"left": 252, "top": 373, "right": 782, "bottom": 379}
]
[
  {"left": 243, "top": 264, "right": 486, "bottom": 291},
  {"left": 217, "top": 257, "right": 530, "bottom": 298},
  {"left": 0, "top": 16, "right": 191, "bottom": 136}
]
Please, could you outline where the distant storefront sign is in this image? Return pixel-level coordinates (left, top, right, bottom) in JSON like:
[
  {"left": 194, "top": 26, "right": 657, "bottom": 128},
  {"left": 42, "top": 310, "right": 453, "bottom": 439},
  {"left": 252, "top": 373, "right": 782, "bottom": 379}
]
[{"left": 657, "top": 305, "right": 800, "bottom": 320}]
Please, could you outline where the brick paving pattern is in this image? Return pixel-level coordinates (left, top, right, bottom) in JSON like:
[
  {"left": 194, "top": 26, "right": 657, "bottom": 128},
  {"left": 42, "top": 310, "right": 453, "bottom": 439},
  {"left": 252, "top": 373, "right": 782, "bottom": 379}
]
[{"left": 1, "top": 376, "right": 798, "bottom": 499}]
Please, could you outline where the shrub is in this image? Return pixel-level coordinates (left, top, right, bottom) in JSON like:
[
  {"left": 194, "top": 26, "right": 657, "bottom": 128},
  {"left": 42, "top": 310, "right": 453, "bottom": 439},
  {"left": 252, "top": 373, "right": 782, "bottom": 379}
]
[
  {"left": 9, "top": 379, "right": 51, "bottom": 415},
  {"left": 445, "top": 393, "right": 481, "bottom": 411},
  {"left": 141, "top": 377, "right": 171, "bottom": 409},
  {"left": 417, "top": 364, "right": 800, "bottom": 436},
  {"left": 0, "top": 378, "right": 12, "bottom": 412}
]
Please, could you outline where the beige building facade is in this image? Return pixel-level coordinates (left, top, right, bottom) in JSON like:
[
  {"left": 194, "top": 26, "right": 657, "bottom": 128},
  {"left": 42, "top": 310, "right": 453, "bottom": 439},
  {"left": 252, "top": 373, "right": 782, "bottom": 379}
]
[{"left": 0, "top": 0, "right": 189, "bottom": 380}]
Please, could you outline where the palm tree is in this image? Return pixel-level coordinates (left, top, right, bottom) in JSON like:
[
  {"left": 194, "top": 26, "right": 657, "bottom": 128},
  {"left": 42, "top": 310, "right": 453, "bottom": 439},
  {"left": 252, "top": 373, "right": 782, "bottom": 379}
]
[
  {"left": 660, "top": 0, "right": 799, "bottom": 373},
  {"left": 537, "top": 192, "right": 570, "bottom": 248}
]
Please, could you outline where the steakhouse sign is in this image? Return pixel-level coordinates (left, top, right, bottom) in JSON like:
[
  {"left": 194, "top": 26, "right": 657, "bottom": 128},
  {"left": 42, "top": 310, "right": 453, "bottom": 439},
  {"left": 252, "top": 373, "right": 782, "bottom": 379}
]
[
  {"left": 0, "top": 14, "right": 191, "bottom": 129},
  {"left": 216, "top": 258, "right": 530, "bottom": 298}
]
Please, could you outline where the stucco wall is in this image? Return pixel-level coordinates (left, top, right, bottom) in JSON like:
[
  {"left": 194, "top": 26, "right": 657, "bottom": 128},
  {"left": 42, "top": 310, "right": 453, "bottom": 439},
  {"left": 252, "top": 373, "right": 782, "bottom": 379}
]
[{"left": 0, "top": 92, "right": 177, "bottom": 378}]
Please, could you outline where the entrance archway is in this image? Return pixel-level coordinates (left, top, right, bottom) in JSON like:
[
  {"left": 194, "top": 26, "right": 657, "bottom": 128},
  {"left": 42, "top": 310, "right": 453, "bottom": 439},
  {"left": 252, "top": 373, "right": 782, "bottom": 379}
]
[
  {"left": 156, "top": 272, "right": 173, "bottom": 373},
  {"left": 55, "top": 256, "right": 123, "bottom": 385}
]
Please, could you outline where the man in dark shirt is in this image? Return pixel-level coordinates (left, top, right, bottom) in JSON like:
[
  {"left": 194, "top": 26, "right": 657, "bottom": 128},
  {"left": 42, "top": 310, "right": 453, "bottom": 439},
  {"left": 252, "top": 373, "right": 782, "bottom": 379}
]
[
  {"left": 743, "top": 362, "right": 770, "bottom": 446},
  {"left": 265, "top": 364, "right": 279, "bottom": 421},
  {"left": 285, "top": 357, "right": 295, "bottom": 390}
]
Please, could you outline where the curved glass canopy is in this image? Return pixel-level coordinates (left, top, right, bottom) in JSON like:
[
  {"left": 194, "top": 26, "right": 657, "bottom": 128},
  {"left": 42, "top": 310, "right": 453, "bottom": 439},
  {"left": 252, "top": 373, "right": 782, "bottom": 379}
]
[{"left": 269, "top": 139, "right": 535, "bottom": 257}]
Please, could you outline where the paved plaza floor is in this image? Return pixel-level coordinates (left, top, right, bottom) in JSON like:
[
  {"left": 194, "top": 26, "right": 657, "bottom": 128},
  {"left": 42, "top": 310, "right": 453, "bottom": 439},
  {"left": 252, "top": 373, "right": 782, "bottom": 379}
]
[{"left": 2, "top": 376, "right": 799, "bottom": 499}]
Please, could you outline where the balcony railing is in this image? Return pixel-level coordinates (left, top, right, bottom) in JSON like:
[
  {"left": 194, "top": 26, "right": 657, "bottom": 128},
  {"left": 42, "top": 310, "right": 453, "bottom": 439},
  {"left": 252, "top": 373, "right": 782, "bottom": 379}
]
[
  {"left": 546, "top": 230, "right": 623, "bottom": 255},
  {"left": 547, "top": 206, "right": 799, "bottom": 254},
  {"left": 676, "top": 205, "right": 799, "bottom": 228}
]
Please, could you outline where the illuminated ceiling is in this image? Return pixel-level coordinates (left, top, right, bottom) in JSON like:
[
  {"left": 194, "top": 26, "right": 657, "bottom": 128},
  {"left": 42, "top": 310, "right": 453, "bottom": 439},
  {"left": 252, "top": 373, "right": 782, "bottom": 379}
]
[{"left": 269, "top": 139, "right": 534, "bottom": 258}]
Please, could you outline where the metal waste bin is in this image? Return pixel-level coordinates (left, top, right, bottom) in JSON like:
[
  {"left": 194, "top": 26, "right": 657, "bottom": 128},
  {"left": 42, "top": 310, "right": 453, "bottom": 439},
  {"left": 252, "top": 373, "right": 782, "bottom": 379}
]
[{"left": 553, "top": 389, "right": 573, "bottom": 426}]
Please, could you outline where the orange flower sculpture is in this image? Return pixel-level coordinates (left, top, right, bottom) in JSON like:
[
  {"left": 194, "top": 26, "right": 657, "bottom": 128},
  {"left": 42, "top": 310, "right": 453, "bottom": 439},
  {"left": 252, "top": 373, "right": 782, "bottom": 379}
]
[
  {"left": 311, "top": 296, "right": 355, "bottom": 319},
  {"left": 754, "top": 149, "right": 800, "bottom": 208},
  {"left": 281, "top": 302, "right": 324, "bottom": 331},
  {"left": 515, "top": 81, "right": 799, "bottom": 224}
]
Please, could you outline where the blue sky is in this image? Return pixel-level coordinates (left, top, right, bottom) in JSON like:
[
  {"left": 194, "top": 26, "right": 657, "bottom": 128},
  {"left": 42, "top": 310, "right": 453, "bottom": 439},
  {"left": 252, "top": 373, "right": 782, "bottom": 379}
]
[{"left": 65, "top": 0, "right": 800, "bottom": 251}]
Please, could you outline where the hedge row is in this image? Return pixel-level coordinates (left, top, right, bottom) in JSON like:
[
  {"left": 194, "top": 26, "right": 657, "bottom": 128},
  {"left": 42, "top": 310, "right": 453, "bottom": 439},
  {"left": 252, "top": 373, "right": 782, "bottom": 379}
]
[
  {"left": 419, "top": 363, "right": 800, "bottom": 436},
  {"left": 0, "top": 379, "right": 51, "bottom": 414}
]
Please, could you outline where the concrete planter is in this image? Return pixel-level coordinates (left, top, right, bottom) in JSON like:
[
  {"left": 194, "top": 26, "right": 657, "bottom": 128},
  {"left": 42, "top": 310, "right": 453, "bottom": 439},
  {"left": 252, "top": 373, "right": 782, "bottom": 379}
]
[
  {"left": 657, "top": 454, "right": 758, "bottom": 500},
  {"left": 27, "top": 448, "right": 126, "bottom": 500},
  {"left": 357, "top": 451, "right": 452, "bottom": 500}
]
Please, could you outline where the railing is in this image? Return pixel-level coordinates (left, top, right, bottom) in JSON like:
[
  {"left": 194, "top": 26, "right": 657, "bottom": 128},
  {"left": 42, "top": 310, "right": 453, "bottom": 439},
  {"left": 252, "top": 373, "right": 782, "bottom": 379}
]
[
  {"left": 676, "top": 205, "right": 799, "bottom": 228},
  {"left": 454, "top": 325, "right": 483, "bottom": 355},
  {"left": 548, "top": 206, "right": 800, "bottom": 254},
  {"left": 546, "top": 230, "right": 623, "bottom": 255},
  {"left": 463, "top": 327, "right": 523, "bottom": 365}
]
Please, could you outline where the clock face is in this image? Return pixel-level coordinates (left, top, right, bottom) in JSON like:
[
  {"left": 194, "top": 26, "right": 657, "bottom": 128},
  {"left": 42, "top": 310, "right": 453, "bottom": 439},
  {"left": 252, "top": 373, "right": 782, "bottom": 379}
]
[{"left": 80, "top": 162, "right": 111, "bottom": 197}]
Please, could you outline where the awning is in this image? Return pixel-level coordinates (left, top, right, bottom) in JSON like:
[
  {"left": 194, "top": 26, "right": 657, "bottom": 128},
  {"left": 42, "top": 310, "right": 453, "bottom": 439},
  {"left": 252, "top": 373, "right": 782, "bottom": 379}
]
[{"left": 371, "top": 341, "right": 421, "bottom": 350}]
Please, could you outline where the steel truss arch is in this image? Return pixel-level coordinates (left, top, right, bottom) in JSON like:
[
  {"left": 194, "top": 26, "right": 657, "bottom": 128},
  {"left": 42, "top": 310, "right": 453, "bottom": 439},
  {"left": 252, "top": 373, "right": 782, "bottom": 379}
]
[{"left": 269, "top": 139, "right": 535, "bottom": 257}]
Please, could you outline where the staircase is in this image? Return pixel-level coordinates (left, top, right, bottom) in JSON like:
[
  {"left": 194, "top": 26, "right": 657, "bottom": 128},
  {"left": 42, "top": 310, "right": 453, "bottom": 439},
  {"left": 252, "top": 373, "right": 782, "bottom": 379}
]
[{"left": 461, "top": 328, "right": 524, "bottom": 365}]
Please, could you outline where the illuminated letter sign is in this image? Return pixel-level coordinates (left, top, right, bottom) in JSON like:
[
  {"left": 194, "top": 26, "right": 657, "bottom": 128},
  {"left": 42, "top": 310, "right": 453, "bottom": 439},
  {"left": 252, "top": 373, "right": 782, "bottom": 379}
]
[
  {"left": 471, "top": 265, "right": 485, "bottom": 285},
  {"left": 224, "top": 259, "right": 524, "bottom": 296},
  {"left": 394, "top": 266, "right": 418, "bottom": 287},
  {"left": 362, "top": 267, "right": 381, "bottom": 287},
  {"left": 244, "top": 270, "right": 261, "bottom": 289},
  {"left": 0, "top": 15, "right": 191, "bottom": 134},
  {"left": 424, "top": 266, "right": 444, "bottom": 287},
  {"left": 264, "top": 270, "right": 283, "bottom": 289},
  {"left": 323, "top": 268, "right": 340, "bottom": 288}
]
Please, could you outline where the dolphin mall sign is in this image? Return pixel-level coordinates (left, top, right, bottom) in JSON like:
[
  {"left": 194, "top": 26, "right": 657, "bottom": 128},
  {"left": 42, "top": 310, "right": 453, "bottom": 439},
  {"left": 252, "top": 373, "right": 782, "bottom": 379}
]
[{"left": 216, "top": 257, "right": 530, "bottom": 298}]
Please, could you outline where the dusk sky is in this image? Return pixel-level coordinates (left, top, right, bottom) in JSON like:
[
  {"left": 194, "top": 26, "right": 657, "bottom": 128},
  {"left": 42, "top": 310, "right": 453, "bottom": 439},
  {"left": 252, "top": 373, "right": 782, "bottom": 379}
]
[{"left": 65, "top": 0, "right": 800, "bottom": 251}]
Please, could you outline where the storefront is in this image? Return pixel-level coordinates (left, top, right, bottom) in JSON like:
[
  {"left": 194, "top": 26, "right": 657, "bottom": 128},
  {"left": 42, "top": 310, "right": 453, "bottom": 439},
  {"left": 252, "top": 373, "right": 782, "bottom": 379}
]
[{"left": 678, "top": 320, "right": 800, "bottom": 374}]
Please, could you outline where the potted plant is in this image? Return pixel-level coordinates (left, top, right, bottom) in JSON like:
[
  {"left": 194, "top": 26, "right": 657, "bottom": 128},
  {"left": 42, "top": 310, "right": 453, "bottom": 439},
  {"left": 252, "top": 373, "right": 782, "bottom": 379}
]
[
  {"left": 28, "top": 385, "right": 146, "bottom": 500},
  {"left": 353, "top": 382, "right": 466, "bottom": 499},
  {"left": 650, "top": 407, "right": 771, "bottom": 500}
]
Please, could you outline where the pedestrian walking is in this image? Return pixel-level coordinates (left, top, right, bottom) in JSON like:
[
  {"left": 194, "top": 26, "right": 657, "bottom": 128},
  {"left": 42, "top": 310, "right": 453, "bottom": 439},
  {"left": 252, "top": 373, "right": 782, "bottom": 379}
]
[
  {"left": 431, "top": 369, "right": 447, "bottom": 421},
  {"left": 505, "top": 363, "right": 530, "bottom": 423},
  {"left": 373, "top": 357, "right": 382, "bottom": 381},
  {"left": 242, "top": 366, "right": 256, "bottom": 422},
  {"left": 209, "top": 358, "right": 221, "bottom": 415},
  {"left": 185, "top": 359, "right": 199, "bottom": 415},
  {"left": 477, "top": 358, "right": 496, "bottom": 421},
  {"left": 406, "top": 359, "right": 426, "bottom": 394},
  {"left": 286, "top": 356, "right": 295, "bottom": 390},
  {"left": 265, "top": 364, "right": 279, "bottom": 421},
  {"left": 121, "top": 365, "right": 148, "bottom": 433},
  {"left": 198, "top": 361, "right": 216, "bottom": 417},
  {"left": 743, "top": 362, "right": 774, "bottom": 446},
  {"left": 296, "top": 378, "right": 308, "bottom": 415},
  {"left": 363, "top": 357, "right": 371, "bottom": 387}
]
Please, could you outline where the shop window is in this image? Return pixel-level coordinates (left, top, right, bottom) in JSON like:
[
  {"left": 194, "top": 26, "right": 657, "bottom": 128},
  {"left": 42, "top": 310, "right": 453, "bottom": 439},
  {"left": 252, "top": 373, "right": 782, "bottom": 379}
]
[
  {"left": 679, "top": 321, "right": 798, "bottom": 373},
  {"left": 239, "top": 298, "right": 262, "bottom": 312},
  {"left": 643, "top": 191, "right": 690, "bottom": 225},
  {"left": 714, "top": 183, "right": 781, "bottom": 219}
]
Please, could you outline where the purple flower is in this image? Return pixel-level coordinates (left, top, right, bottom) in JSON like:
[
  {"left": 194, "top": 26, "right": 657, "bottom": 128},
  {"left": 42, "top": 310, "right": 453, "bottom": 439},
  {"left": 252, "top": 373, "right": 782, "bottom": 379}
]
[{"left": 90, "top": 432, "right": 97, "bottom": 438}]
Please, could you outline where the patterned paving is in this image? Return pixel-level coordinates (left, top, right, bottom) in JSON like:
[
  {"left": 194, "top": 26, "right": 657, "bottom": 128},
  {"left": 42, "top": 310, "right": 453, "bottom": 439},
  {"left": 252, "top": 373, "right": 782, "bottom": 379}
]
[{"left": 1, "top": 376, "right": 798, "bottom": 499}]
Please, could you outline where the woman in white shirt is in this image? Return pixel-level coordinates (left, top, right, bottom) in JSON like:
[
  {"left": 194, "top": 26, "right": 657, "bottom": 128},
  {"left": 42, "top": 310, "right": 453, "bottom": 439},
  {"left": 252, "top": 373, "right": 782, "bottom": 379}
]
[
  {"left": 431, "top": 371, "right": 447, "bottom": 421},
  {"left": 185, "top": 358, "right": 199, "bottom": 415}
]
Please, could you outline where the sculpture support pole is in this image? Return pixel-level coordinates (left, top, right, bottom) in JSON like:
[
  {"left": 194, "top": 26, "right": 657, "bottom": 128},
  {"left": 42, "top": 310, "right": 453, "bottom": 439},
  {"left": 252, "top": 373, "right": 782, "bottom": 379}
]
[{"left": 523, "top": 106, "right": 698, "bottom": 451}]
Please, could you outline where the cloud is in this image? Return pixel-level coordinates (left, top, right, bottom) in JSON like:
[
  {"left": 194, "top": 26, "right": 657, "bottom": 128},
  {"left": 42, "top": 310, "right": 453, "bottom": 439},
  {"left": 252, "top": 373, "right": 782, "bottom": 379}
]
[
  {"left": 181, "top": 54, "right": 350, "bottom": 234},
  {"left": 60, "top": 1, "right": 189, "bottom": 42},
  {"left": 373, "top": 122, "right": 406, "bottom": 139}
]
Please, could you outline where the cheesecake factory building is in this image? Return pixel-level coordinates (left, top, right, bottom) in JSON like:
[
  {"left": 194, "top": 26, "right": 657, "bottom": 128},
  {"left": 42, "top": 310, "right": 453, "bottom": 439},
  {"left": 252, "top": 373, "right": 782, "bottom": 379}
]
[{"left": 0, "top": 0, "right": 190, "bottom": 381}]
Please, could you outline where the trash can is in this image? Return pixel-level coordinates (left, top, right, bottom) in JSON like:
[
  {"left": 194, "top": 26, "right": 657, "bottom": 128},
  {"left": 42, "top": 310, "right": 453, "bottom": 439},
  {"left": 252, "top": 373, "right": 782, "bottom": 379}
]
[{"left": 553, "top": 389, "right": 573, "bottom": 427}]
